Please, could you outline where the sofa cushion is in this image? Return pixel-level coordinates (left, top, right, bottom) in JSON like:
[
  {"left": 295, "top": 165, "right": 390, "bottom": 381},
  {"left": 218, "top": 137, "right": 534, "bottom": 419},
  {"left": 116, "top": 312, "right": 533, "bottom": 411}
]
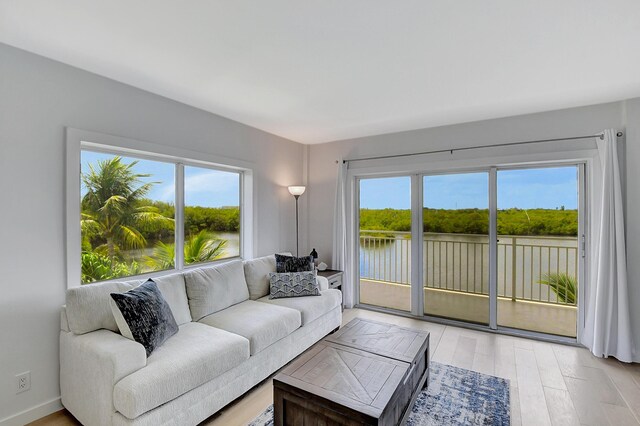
[
  {"left": 66, "top": 281, "right": 135, "bottom": 335},
  {"left": 148, "top": 273, "right": 192, "bottom": 325},
  {"left": 243, "top": 255, "right": 276, "bottom": 300},
  {"left": 199, "top": 300, "right": 301, "bottom": 355},
  {"left": 258, "top": 289, "right": 341, "bottom": 325},
  {"left": 184, "top": 260, "right": 250, "bottom": 321},
  {"left": 113, "top": 322, "right": 250, "bottom": 420}
]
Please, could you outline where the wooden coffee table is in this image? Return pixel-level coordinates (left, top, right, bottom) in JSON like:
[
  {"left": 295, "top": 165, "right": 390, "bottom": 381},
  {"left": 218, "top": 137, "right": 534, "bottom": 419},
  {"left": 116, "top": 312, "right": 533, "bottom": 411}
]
[{"left": 273, "top": 319, "right": 430, "bottom": 425}]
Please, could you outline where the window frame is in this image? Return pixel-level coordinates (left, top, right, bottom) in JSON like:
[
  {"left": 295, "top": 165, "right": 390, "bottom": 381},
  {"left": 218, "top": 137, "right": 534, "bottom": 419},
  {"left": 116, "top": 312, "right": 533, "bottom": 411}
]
[
  {"left": 347, "top": 146, "right": 596, "bottom": 344},
  {"left": 66, "top": 127, "right": 255, "bottom": 288}
]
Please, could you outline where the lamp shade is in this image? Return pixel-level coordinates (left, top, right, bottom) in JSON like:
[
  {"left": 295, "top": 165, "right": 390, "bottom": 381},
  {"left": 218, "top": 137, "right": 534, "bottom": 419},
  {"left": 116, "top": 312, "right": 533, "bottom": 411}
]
[{"left": 288, "top": 186, "right": 306, "bottom": 196}]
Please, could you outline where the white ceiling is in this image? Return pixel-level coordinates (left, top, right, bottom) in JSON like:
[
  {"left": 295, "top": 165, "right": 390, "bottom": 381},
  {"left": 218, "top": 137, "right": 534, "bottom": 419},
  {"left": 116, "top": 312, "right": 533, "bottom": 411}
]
[{"left": 2, "top": 1, "right": 640, "bottom": 144}]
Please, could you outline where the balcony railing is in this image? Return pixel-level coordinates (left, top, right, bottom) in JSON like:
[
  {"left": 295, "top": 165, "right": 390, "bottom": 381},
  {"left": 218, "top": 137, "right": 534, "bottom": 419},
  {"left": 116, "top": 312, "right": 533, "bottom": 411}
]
[{"left": 359, "top": 230, "right": 578, "bottom": 306}]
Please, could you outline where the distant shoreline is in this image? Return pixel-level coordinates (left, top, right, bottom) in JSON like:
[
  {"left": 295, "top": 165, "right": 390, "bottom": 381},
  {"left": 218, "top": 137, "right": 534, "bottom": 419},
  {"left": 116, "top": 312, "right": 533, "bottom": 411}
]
[{"left": 360, "top": 207, "right": 578, "bottom": 237}]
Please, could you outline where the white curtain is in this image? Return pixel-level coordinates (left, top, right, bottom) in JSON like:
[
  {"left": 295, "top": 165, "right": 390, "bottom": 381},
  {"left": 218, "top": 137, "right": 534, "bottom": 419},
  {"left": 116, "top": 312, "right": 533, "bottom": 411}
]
[
  {"left": 582, "top": 129, "right": 634, "bottom": 362},
  {"left": 332, "top": 160, "right": 352, "bottom": 307}
]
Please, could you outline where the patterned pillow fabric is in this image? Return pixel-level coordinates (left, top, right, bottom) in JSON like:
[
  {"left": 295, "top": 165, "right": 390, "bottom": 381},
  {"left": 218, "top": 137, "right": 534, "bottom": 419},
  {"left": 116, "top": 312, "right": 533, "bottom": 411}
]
[
  {"left": 268, "top": 271, "right": 320, "bottom": 299},
  {"left": 109, "top": 279, "right": 179, "bottom": 357},
  {"left": 275, "top": 254, "right": 314, "bottom": 273}
]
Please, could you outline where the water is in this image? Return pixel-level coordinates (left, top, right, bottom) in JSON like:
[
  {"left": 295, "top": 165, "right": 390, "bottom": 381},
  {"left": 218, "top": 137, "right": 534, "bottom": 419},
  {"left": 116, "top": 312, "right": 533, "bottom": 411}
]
[
  {"left": 216, "top": 232, "right": 240, "bottom": 257},
  {"left": 123, "top": 231, "right": 240, "bottom": 263}
]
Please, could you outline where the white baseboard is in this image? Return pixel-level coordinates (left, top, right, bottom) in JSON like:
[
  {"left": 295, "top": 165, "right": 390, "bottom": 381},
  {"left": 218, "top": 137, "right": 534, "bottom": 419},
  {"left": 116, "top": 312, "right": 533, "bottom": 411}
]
[{"left": 0, "top": 397, "right": 62, "bottom": 426}]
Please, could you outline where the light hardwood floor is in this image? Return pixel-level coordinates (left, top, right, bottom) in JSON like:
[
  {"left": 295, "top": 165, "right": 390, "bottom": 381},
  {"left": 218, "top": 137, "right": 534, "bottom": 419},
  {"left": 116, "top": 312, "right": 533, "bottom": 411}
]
[{"left": 31, "top": 308, "right": 640, "bottom": 426}]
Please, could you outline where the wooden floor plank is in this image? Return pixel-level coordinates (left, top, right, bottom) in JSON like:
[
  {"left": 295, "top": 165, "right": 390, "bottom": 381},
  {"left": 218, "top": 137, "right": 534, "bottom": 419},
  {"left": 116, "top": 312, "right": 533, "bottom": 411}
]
[
  {"left": 451, "top": 335, "right": 477, "bottom": 370},
  {"left": 430, "top": 326, "right": 459, "bottom": 365},
  {"left": 543, "top": 387, "right": 580, "bottom": 426},
  {"left": 514, "top": 347, "right": 552, "bottom": 426},
  {"left": 494, "top": 338, "right": 518, "bottom": 383},
  {"left": 510, "top": 385, "right": 523, "bottom": 426},
  {"left": 564, "top": 376, "right": 612, "bottom": 425},
  {"left": 600, "top": 359, "right": 640, "bottom": 422},
  {"left": 602, "top": 403, "right": 640, "bottom": 426},
  {"left": 533, "top": 341, "right": 567, "bottom": 391}
]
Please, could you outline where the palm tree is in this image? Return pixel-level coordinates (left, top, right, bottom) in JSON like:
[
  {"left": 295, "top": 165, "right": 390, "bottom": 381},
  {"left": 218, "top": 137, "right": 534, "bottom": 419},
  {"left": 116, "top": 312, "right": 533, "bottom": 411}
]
[
  {"left": 144, "top": 241, "right": 175, "bottom": 270},
  {"left": 538, "top": 273, "right": 577, "bottom": 304},
  {"left": 145, "top": 231, "right": 227, "bottom": 269},
  {"left": 81, "top": 156, "right": 174, "bottom": 259},
  {"left": 184, "top": 231, "right": 227, "bottom": 264}
]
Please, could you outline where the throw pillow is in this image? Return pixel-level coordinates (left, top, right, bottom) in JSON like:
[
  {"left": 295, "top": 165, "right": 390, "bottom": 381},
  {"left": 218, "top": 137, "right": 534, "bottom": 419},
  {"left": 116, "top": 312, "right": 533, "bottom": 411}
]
[
  {"left": 110, "top": 279, "right": 179, "bottom": 357},
  {"left": 275, "top": 254, "right": 314, "bottom": 273},
  {"left": 268, "top": 271, "right": 320, "bottom": 299}
]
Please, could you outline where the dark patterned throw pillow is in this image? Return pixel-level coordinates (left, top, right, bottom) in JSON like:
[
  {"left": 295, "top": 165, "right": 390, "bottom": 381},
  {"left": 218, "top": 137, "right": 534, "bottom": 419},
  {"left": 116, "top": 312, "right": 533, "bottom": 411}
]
[
  {"left": 268, "top": 271, "right": 320, "bottom": 299},
  {"left": 109, "top": 279, "right": 178, "bottom": 357},
  {"left": 275, "top": 254, "right": 314, "bottom": 273}
]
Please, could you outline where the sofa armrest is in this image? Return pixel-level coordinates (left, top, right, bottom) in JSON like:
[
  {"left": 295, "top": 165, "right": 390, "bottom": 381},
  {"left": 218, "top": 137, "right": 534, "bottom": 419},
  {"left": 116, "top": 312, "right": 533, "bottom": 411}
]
[
  {"left": 317, "top": 275, "right": 329, "bottom": 292},
  {"left": 60, "top": 329, "right": 146, "bottom": 426},
  {"left": 60, "top": 305, "right": 70, "bottom": 332}
]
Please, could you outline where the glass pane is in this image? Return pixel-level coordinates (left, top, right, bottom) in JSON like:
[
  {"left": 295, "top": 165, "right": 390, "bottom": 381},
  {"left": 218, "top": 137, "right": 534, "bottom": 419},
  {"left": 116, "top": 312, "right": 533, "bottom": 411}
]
[
  {"left": 80, "top": 151, "right": 175, "bottom": 283},
  {"left": 497, "top": 167, "right": 578, "bottom": 337},
  {"left": 184, "top": 166, "right": 240, "bottom": 264},
  {"left": 359, "top": 176, "right": 411, "bottom": 312},
  {"left": 423, "top": 172, "right": 489, "bottom": 324}
]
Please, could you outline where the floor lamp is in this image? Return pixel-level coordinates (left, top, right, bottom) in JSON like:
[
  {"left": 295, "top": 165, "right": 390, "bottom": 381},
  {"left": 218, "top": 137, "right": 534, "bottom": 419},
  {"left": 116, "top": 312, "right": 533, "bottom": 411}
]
[{"left": 288, "top": 186, "right": 306, "bottom": 256}]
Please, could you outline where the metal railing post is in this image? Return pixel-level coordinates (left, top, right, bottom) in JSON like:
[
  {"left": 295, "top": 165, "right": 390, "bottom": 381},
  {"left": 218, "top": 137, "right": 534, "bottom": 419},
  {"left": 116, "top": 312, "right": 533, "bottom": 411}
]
[{"left": 511, "top": 237, "right": 517, "bottom": 301}]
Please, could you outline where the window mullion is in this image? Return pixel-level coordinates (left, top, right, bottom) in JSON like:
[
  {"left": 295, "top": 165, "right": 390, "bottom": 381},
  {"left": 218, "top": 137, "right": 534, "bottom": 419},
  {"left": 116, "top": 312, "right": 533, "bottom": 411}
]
[
  {"left": 410, "top": 174, "right": 424, "bottom": 316},
  {"left": 489, "top": 167, "right": 498, "bottom": 329},
  {"left": 175, "top": 163, "right": 185, "bottom": 271}
]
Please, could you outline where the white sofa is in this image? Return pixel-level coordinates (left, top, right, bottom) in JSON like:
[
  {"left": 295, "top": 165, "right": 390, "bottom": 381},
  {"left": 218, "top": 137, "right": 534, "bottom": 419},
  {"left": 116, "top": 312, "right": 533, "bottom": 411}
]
[{"left": 59, "top": 255, "right": 342, "bottom": 426}]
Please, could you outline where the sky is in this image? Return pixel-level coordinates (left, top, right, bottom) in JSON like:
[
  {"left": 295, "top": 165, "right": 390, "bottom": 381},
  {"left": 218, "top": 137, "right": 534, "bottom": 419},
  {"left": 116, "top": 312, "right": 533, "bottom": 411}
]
[
  {"left": 360, "top": 167, "right": 578, "bottom": 210},
  {"left": 81, "top": 151, "right": 240, "bottom": 208},
  {"left": 81, "top": 151, "right": 577, "bottom": 210}
]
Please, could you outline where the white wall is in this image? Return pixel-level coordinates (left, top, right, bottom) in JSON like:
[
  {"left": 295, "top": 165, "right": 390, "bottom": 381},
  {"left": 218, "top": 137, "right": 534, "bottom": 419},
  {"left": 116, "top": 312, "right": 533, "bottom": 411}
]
[
  {"left": 308, "top": 100, "right": 640, "bottom": 361},
  {"left": 624, "top": 98, "right": 640, "bottom": 361},
  {"left": 0, "top": 43, "right": 305, "bottom": 423}
]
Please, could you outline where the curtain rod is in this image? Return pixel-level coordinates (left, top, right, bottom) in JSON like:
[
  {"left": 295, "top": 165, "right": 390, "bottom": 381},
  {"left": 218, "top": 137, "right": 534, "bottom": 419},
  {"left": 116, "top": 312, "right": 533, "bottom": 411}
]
[{"left": 342, "top": 131, "right": 624, "bottom": 164}]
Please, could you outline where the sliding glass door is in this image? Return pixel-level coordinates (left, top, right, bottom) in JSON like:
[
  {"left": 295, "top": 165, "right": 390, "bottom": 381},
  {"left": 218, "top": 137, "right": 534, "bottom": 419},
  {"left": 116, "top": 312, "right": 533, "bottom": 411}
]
[
  {"left": 423, "top": 172, "right": 490, "bottom": 324},
  {"left": 356, "top": 163, "right": 582, "bottom": 339},
  {"left": 359, "top": 176, "right": 412, "bottom": 312},
  {"left": 496, "top": 166, "right": 579, "bottom": 337}
]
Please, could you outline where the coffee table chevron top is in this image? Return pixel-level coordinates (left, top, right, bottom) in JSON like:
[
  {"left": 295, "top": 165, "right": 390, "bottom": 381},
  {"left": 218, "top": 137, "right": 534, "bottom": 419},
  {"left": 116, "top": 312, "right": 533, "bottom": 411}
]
[
  {"left": 324, "top": 318, "right": 430, "bottom": 364},
  {"left": 276, "top": 341, "right": 409, "bottom": 418},
  {"left": 273, "top": 319, "right": 430, "bottom": 425}
]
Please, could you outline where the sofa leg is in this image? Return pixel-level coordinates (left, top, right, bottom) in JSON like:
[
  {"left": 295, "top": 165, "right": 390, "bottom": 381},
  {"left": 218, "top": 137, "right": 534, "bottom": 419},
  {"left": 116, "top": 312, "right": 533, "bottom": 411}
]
[{"left": 329, "top": 326, "right": 339, "bottom": 334}]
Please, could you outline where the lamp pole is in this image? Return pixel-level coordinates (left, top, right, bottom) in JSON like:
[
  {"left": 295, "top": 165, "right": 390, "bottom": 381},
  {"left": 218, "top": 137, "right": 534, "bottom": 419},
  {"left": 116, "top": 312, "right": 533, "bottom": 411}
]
[
  {"left": 287, "top": 186, "right": 306, "bottom": 257},
  {"left": 294, "top": 194, "right": 300, "bottom": 256}
]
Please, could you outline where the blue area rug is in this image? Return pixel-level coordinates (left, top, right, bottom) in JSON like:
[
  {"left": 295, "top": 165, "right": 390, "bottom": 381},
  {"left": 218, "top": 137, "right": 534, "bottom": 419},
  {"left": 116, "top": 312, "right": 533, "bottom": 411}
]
[{"left": 248, "top": 362, "right": 510, "bottom": 425}]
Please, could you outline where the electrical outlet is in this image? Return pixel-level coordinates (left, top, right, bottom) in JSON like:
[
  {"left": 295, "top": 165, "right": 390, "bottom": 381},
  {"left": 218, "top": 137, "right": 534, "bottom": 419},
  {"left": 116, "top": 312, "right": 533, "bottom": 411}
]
[{"left": 16, "top": 371, "right": 30, "bottom": 394}]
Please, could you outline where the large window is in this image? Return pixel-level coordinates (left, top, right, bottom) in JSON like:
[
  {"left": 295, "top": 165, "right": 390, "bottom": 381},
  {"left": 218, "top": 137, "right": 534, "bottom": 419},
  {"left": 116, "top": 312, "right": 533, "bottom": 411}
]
[{"left": 78, "top": 148, "right": 242, "bottom": 284}]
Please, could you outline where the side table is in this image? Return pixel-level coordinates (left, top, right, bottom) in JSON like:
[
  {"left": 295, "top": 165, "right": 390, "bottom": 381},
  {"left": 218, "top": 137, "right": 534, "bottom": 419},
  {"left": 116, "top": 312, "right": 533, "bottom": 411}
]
[{"left": 317, "top": 269, "right": 343, "bottom": 310}]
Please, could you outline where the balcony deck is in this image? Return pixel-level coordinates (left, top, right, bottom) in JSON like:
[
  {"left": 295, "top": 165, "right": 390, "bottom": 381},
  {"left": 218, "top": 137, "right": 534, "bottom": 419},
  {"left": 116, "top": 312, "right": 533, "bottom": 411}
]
[{"left": 360, "top": 279, "right": 577, "bottom": 337}]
